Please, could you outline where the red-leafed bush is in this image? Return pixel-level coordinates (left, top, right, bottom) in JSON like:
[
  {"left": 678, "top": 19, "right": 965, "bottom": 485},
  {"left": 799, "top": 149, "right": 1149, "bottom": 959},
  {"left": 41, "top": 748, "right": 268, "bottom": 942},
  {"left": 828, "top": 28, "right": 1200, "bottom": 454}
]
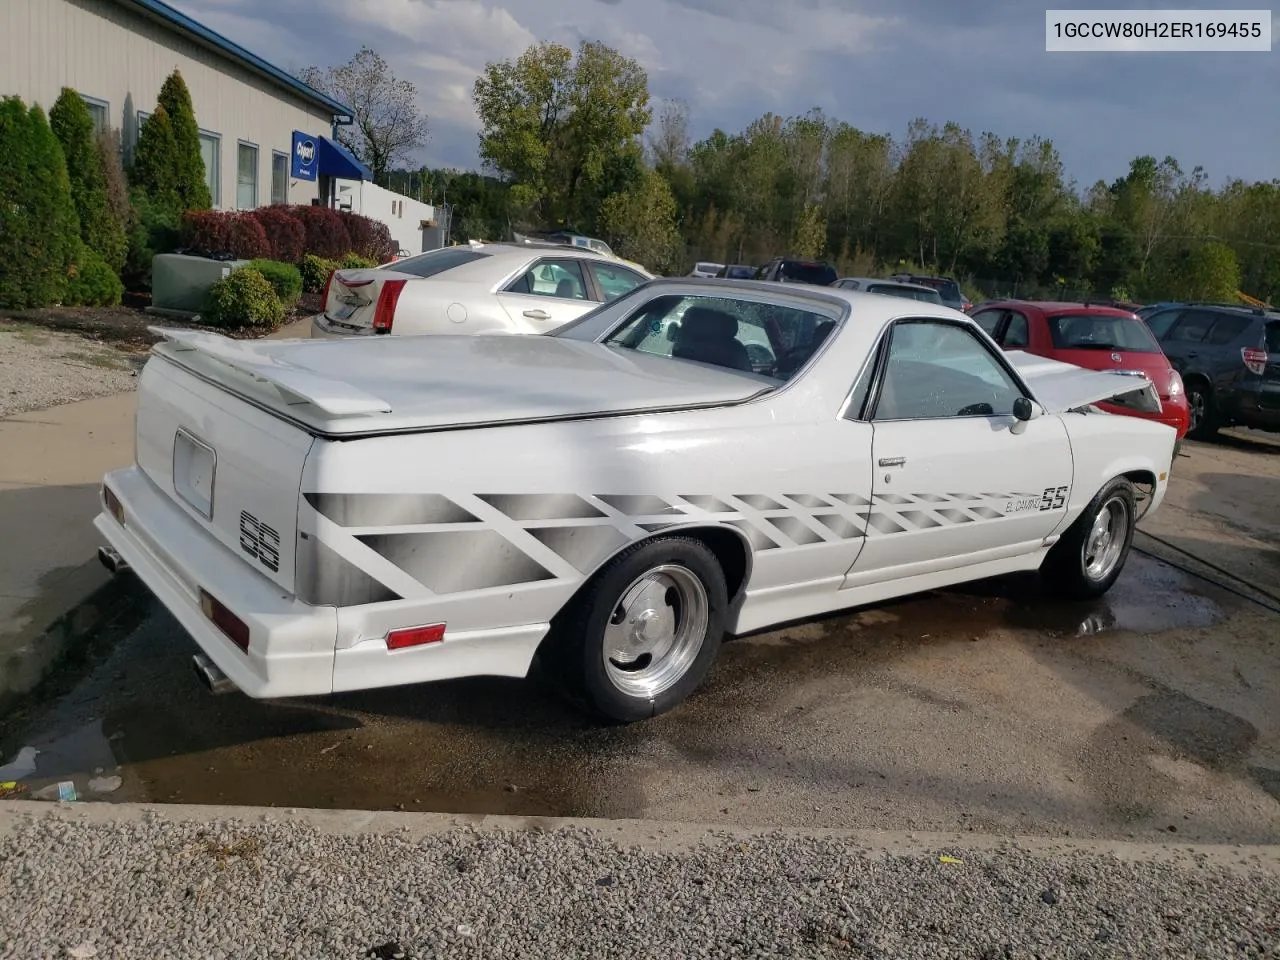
[
  {"left": 225, "top": 212, "right": 270, "bottom": 260},
  {"left": 289, "top": 205, "right": 350, "bottom": 260},
  {"left": 181, "top": 209, "right": 234, "bottom": 254},
  {"left": 339, "top": 210, "right": 397, "bottom": 263},
  {"left": 251, "top": 205, "right": 306, "bottom": 263}
]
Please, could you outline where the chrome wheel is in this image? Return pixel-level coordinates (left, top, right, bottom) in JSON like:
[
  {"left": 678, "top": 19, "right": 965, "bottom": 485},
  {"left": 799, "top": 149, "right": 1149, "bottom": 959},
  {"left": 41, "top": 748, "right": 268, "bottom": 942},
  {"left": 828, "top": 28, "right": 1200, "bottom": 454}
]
[
  {"left": 1082, "top": 495, "right": 1130, "bottom": 581},
  {"left": 1188, "top": 390, "right": 1206, "bottom": 432},
  {"left": 602, "top": 564, "right": 709, "bottom": 699}
]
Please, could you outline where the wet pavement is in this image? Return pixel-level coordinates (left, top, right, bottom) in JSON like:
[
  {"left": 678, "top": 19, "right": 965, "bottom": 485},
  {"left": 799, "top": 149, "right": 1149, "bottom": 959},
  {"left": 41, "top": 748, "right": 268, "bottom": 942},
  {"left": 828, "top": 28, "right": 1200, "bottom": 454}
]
[{"left": 3, "top": 552, "right": 1278, "bottom": 843}]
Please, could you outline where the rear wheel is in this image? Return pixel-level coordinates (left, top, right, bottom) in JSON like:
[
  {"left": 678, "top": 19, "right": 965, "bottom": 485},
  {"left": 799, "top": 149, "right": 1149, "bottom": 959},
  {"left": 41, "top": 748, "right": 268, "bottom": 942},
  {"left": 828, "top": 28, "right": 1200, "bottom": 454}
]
[
  {"left": 1185, "top": 381, "right": 1219, "bottom": 440},
  {"left": 546, "top": 537, "right": 728, "bottom": 723},
  {"left": 1041, "top": 477, "right": 1137, "bottom": 600}
]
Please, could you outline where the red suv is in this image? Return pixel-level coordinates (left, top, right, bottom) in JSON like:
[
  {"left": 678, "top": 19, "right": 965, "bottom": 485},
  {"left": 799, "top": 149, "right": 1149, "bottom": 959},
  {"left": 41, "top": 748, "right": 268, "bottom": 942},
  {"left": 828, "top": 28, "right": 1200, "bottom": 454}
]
[{"left": 970, "top": 300, "right": 1190, "bottom": 440}]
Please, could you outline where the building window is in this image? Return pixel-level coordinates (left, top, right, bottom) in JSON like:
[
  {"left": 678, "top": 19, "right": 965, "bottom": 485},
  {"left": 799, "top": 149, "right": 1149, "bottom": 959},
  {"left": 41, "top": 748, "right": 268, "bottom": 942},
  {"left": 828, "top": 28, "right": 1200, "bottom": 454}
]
[
  {"left": 236, "top": 141, "right": 258, "bottom": 209},
  {"left": 270, "top": 151, "right": 288, "bottom": 205},
  {"left": 81, "top": 96, "right": 109, "bottom": 133},
  {"left": 199, "top": 131, "right": 221, "bottom": 207}
]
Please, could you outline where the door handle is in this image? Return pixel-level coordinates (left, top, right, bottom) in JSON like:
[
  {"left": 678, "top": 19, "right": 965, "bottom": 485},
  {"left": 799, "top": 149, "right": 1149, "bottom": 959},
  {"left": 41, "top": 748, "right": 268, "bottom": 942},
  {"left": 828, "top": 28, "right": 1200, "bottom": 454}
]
[
  {"left": 878, "top": 456, "right": 906, "bottom": 467},
  {"left": 523, "top": 309, "right": 551, "bottom": 320}
]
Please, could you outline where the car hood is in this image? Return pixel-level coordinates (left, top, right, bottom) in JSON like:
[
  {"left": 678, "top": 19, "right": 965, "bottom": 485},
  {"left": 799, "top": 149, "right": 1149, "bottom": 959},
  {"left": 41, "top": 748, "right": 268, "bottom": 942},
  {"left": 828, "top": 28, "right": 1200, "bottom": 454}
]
[
  {"left": 1006, "top": 351, "right": 1162, "bottom": 415},
  {"left": 147, "top": 327, "right": 776, "bottom": 436}
]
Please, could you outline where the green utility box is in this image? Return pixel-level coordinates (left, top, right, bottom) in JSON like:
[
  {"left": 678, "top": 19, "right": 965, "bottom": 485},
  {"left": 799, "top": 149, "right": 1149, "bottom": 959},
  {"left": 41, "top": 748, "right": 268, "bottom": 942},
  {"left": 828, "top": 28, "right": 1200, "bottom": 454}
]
[{"left": 148, "top": 254, "right": 249, "bottom": 317}]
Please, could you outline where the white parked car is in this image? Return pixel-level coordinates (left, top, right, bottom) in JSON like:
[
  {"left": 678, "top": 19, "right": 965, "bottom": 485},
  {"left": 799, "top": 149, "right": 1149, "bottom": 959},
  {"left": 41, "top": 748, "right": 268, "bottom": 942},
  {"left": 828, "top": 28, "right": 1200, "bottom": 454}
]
[
  {"left": 96, "top": 280, "right": 1176, "bottom": 722},
  {"left": 310, "top": 241, "right": 654, "bottom": 339},
  {"left": 689, "top": 261, "right": 725, "bottom": 278}
]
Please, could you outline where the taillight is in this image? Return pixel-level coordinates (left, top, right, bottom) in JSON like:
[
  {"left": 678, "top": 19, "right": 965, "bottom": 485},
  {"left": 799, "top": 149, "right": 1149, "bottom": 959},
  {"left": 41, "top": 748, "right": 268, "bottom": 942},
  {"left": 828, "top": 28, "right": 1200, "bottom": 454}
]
[
  {"left": 319, "top": 269, "right": 335, "bottom": 310},
  {"left": 200, "top": 589, "right": 250, "bottom": 652},
  {"left": 1167, "top": 369, "right": 1184, "bottom": 398},
  {"left": 1243, "top": 346, "right": 1268, "bottom": 375},
  {"left": 372, "top": 279, "right": 406, "bottom": 333},
  {"left": 102, "top": 484, "right": 125, "bottom": 525}
]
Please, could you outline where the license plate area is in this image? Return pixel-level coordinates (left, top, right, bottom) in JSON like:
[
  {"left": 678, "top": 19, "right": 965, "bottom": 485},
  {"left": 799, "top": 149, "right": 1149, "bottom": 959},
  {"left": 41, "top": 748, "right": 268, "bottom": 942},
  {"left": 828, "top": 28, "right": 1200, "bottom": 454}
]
[{"left": 173, "top": 427, "right": 216, "bottom": 519}]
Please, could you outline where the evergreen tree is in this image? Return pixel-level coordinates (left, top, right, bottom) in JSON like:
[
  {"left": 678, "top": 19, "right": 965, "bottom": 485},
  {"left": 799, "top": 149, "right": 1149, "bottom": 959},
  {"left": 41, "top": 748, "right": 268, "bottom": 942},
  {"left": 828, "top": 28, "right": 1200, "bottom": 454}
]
[
  {"left": 156, "top": 69, "right": 212, "bottom": 211},
  {"left": 0, "top": 97, "right": 80, "bottom": 307},
  {"left": 129, "top": 103, "right": 181, "bottom": 219},
  {"left": 50, "top": 88, "right": 128, "bottom": 274}
]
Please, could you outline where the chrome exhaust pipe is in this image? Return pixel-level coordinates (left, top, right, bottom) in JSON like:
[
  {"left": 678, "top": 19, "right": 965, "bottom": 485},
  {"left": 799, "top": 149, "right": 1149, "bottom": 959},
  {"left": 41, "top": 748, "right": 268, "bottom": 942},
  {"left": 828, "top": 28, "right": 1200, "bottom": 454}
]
[
  {"left": 192, "top": 653, "right": 236, "bottom": 695},
  {"left": 98, "top": 546, "right": 130, "bottom": 575}
]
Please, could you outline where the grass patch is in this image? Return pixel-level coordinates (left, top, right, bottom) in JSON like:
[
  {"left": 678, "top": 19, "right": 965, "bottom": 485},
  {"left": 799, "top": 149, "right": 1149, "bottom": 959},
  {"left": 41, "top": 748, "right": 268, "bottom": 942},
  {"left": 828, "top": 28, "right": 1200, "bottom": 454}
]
[{"left": 61, "top": 351, "right": 127, "bottom": 370}]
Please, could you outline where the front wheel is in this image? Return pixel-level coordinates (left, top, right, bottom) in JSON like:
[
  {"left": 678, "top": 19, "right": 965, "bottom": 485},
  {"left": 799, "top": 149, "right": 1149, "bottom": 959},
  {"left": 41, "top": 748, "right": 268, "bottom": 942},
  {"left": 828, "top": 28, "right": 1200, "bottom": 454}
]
[
  {"left": 546, "top": 537, "right": 728, "bottom": 723},
  {"left": 1041, "top": 477, "right": 1137, "bottom": 600}
]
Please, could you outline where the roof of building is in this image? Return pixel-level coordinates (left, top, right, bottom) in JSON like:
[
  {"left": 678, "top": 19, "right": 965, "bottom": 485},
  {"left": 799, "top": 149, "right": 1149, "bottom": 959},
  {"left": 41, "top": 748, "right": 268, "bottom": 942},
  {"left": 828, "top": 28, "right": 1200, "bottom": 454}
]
[{"left": 120, "top": 0, "right": 354, "bottom": 122}]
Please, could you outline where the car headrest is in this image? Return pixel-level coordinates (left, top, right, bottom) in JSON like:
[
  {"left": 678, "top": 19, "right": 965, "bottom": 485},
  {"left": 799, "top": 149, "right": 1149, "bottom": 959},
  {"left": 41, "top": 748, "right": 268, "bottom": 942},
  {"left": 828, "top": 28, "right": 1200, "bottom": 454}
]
[{"left": 679, "top": 306, "right": 738, "bottom": 341}]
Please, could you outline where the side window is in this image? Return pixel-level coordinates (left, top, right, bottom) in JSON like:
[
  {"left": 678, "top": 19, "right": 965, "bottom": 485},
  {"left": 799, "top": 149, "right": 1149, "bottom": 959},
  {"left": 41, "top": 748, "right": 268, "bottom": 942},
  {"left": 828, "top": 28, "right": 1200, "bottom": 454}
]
[
  {"left": 1003, "top": 311, "right": 1030, "bottom": 348},
  {"left": 506, "top": 259, "right": 589, "bottom": 299},
  {"left": 872, "top": 321, "right": 1024, "bottom": 421},
  {"left": 1204, "top": 314, "right": 1252, "bottom": 345},
  {"left": 588, "top": 262, "right": 647, "bottom": 302},
  {"left": 1144, "top": 308, "right": 1183, "bottom": 340},
  {"left": 1166, "top": 310, "right": 1215, "bottom": 343},
  {"left": 971, "top": 309, "right": 1004, "bottom": 338},
  {"left": 1265, "top": 321, "right": 1280, "bottom": 353}
]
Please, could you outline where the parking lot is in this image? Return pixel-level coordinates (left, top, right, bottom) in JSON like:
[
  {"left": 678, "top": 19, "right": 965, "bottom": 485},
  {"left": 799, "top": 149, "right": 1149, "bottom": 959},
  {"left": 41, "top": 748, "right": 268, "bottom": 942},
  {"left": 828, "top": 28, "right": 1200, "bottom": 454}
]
[{"left": 3, "top": 432, "right": 1277, "bottom": 844}]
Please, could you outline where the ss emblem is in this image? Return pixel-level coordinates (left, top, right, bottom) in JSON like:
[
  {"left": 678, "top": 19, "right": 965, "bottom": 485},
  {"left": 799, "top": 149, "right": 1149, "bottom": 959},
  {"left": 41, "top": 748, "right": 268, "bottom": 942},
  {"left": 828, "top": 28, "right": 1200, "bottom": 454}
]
[
  {"left": 239, "top": 510, "right": 280, "bottom": 572},
  {"left": 1039, "top": 486, "right": 1068, "bottom": 511}
]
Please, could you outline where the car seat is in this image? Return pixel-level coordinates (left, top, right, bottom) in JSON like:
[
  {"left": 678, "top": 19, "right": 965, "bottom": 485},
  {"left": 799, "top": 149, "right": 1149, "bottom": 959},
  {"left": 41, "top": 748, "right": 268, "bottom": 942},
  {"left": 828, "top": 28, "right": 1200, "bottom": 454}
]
[
  {"left": 671, "top": 307, "right": 753, "bottom": 372},
  {"left": 555, "top": 277, "right": 580, "bottom": 299}
]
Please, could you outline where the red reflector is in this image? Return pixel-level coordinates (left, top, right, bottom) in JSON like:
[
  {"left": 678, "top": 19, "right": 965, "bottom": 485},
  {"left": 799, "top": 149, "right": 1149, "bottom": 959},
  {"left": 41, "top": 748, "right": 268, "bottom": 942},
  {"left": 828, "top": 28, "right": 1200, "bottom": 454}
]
[
  {"left": 372, "top": 279, "right": 407, "bottom": 332},
  {"left": 1243, "top": 346, "right": 1268, "bottom": 375},
  {"left": 102, "top": 484, "right": 125, "bottom": 525},
  {"left": 200, "top": 589, "right": 250, "bottom": 652},
  {"left": 386, "top": 623, "right": 446, "bottom": 650}
]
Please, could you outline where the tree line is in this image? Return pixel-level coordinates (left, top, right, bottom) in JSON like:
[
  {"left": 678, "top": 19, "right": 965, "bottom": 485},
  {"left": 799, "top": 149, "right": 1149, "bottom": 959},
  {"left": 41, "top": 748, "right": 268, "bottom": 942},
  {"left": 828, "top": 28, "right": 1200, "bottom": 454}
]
[{"left": 363, "top": 39, "right": 1276, "bottom": 304}]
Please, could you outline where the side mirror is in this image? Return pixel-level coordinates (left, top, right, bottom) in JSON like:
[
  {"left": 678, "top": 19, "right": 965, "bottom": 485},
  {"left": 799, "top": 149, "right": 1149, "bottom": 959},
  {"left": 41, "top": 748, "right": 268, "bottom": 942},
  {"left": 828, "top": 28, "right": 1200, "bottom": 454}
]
[{"left": 1013, "top": 396, "right": 1033, "bottom": 421}]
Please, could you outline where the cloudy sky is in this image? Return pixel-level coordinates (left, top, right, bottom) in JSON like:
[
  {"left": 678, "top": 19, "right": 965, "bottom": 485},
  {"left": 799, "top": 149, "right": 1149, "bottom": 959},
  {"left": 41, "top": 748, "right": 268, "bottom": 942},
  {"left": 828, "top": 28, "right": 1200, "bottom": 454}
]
[{"left": 170, "top": 0, "right": 1278, "bottom": 190}]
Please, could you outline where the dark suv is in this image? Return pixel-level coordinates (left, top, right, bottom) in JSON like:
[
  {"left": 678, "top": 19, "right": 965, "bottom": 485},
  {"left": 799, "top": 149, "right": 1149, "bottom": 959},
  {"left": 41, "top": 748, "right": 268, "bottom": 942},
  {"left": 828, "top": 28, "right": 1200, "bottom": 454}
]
[
  {"left": 889, "top": 273, "right": 971, "bottom": 313},
  {"left": 754, "top": 258, "right": 838, "bottom": 286},
  {"left": 1141, "top": 303, "right": 1280, "bottom": 440}
]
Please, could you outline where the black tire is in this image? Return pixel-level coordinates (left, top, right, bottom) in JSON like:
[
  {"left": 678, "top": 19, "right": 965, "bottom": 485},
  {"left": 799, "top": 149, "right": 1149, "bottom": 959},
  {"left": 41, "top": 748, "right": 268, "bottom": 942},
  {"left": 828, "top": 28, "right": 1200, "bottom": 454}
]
[
  {"left": 1185, "top": 381, "right": 1220, "bottom": 441},
  {"left": 544, "top": 536, "right": 728, "bottom": 723},
  {"left": 1041, "top": 477, "right": 1137, "bottom": 601}
]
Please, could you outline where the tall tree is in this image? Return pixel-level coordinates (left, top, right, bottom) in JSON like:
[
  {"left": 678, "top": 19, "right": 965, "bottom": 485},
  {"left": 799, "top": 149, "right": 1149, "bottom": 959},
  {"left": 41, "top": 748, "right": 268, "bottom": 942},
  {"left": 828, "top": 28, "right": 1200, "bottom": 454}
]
[
  {"left": 473, "top": 40, "right": 651, "bottom": 230},
  {"left": 50, "top": 88, "right": 128, "bottom": 273},
  {"left": 129, "top": 104, "right": 181, "bottom": 218},
  {"left": 301, "top": 46, "right": 430, "bottom": 185},
  {"left": 156, "top": 69, "right": 211, "bottom": 211}
]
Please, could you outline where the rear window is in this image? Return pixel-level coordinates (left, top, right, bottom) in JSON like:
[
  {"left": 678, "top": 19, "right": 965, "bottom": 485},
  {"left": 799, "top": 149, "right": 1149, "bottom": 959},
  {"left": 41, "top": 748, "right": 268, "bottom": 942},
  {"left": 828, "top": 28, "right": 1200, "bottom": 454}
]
[
  {"left": 778, "top": 261, "right": 838, "bottom": 286},
  {"left": 391, "top": 247, "right": 490, "bottom": 278},
  {"left": 1048, "top": 313, "right": 1163, "bottom": 353},
  {"left": 725, "top": 265, "right": 754, "bottom": 279},
  {"left": 867, "top": 283, "right": 943, "bottom": 304},
  {"left": 906, "top": 276, "right": 962, "bottom": 301}
]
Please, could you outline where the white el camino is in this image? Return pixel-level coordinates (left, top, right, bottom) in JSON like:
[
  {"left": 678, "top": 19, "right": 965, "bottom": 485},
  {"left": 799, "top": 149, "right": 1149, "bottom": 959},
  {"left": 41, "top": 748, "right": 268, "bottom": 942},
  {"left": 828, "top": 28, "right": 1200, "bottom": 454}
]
[{"left": 96, "top": 279, "right": 1176, "bottom": 722}]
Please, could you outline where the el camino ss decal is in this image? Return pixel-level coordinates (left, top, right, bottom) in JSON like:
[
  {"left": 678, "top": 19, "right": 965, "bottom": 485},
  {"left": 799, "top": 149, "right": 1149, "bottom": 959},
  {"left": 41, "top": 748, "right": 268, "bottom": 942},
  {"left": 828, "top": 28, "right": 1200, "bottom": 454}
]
[{"left": 1004, "top": 485, "right": 1070, "bottom": 514}]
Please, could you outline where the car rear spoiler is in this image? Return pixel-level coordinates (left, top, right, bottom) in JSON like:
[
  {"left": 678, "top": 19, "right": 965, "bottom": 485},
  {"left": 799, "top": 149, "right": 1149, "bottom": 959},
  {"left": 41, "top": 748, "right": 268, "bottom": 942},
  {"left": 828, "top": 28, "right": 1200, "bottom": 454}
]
[
  {"left": 148, "top": 326, "right": 394, "bottom": 417},
  {"left": 1005, "top": 351, "right": 1163, "bottom": 415}
]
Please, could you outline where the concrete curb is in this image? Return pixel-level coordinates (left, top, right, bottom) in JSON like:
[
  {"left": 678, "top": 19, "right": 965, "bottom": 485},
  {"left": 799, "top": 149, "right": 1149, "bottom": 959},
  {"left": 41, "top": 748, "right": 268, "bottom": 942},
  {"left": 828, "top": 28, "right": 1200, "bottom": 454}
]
[
  {"left": 0, "top": 562, "right": 151, "bottom": 724},
  {"left": 2, "top": 799, "right": 1278, "bottom": 872}
]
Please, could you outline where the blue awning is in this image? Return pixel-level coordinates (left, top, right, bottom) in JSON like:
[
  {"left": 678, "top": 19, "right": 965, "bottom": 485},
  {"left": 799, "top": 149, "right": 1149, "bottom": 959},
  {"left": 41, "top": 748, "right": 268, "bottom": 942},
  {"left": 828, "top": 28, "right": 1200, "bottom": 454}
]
[{"left": 317, "top": 136, "right": 372, "bottom": 181}]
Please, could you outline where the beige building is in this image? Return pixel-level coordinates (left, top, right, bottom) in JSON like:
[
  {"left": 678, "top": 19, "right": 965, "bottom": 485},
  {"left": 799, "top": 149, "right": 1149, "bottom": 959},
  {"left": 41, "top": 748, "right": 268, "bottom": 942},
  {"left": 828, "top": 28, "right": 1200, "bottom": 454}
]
[{"left": 1, "top": 0, "right": 368, "bottom": 210}]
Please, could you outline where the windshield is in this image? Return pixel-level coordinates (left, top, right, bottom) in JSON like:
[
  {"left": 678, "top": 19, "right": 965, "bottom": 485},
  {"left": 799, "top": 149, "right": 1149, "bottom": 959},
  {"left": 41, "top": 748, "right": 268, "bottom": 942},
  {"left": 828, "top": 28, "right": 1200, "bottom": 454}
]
[
  {"left": 602, "top": 293, "right": 840, "bottom": 383},
  {"left": 1048, "top": 313, "right": 1163, "bottom": 353},
  {"left": 867, "top": 283, "right": 943, "bottom": 304},
  {"left": 778, "top": 261, "right": 838, "bottom": 286},
  {"left": 389, "top": 247, "right": 490, "bottom": 278}
]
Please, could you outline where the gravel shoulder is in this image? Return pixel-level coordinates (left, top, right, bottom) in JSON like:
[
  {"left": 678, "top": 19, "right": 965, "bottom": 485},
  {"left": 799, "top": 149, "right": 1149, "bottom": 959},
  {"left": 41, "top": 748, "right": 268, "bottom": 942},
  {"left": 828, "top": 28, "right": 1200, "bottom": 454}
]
[
  {"left": 0, "top": 320, "right": 141, "bottom": 419},
  {"left": 1, "top": 803, "right": 1277, "bottom": 959}
]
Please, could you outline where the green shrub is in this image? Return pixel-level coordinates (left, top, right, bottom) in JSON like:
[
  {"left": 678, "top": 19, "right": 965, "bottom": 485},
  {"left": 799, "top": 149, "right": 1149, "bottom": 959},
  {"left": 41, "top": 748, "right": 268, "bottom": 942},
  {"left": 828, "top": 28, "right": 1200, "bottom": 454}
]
[
  {"left": 299, "top": 253, "right": 339, "bottom": 293},
  {"left": 338, "top": 252, "right": 378, "bottom": 270},
  {"left": 156, "top": 69, "right": 211, "bottom": 212},
  {"left": 248, "top": 259, "right": 302, "bottom": 306},
  {"left": 129, "top": 104, "right": 181, "bottom": 220},
  {"left": 66, "top": 246, "right": 124, "bottom": 306},
  {"left": 123, "top": 187, "right": 181, "bottom": 290},
  {"left": 50, "top": 88, "right": 128, "bottom": 278},
  {"left": 204, "top": 267, "right": 285, "bottom": 329},
  {"left": 0, "top": 97, "right": 81, "bottom": 308}
]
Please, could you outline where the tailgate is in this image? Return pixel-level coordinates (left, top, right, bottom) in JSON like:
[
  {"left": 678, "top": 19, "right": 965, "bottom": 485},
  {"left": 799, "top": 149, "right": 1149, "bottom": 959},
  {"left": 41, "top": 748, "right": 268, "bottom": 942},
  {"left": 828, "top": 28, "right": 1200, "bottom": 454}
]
[{"left": 134, "top": 356, "right": 315, "bottom": 593}]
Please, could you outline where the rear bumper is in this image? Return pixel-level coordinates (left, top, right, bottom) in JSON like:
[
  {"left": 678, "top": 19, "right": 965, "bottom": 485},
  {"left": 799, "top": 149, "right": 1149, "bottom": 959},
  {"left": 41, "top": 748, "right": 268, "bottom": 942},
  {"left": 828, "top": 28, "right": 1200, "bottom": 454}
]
[
  {"left": 97, "top": 465, "right": 551, "bottom": 699},
  {"left": 96, "top": 466, "right": 338, "bottom": 698}
]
